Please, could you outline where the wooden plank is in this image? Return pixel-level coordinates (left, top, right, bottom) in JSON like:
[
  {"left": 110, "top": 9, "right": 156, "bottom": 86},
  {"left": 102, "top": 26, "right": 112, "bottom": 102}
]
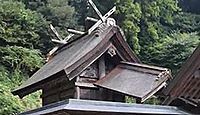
[
  {"left": 181, "top": 78, "right": 198, "bottom": 98},
  {"left": 75, "top": 82, "right": 97, "bottom": 88},
  {"left": 67, "top": 29, "right": 85, "bottom": 35},
  {"left": 99, "top": 55, "right": 106, "bottom": 78},
  {"left": 50, "top": 24, "right": 63, "bottom": 41},
  {"left": 51, "top": 39, "right": 67, "bottom": 44},
  {"left": 79, "top": 87, "right": 100, "bottom": 100},
  {"left": 66, "top": 41, "right": 113, "bottom": 80},
  {"left": 59, "top": 88, "right": 75, "bottom": 99},
  {"left": 114, "top": 29, "right": 141, "bottom": 63},
  {"left": 75, "top": 77, "right": 80, "bottom": 99},
  {"left": 190, "top": 81, "right": 200, "bottom": 99},
  {"left": 164, "top": 45, "right": 200, "bottom": 96},
  {"left": 42, "top": 93, "right": 59, "bottom": 106},
  {"left": 180, "top": 78, "right": 195, "bottom": 97},
  {"left": 86, "top": 17, "right": 98, "bottom": 22},
  {"left": 88, "top": 0, "right": 103, "bottom": 21},
  {"left": 88, "top": 6, "right": 116, "bottom": 34},
  {"left": 42, "top": 81, "right": 75, "bottom": 98}
]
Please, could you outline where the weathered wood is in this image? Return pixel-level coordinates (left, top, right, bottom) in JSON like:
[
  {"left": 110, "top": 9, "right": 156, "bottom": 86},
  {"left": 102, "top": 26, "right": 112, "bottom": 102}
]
[
  {"left": 75, "top": 76, "right": 80, "bottom": 99},
  {"left": 88, "top": 0, "right": 103, "bottom": 21},
  {"left": 67, "top": 29, "right": 85, "bottom": 35},
  {"left": 42, "top": 76, "right": 75, "bottom": 105},
  {"left": 59, "top": 88, "right": 75, "bottom": 100},
  {"left": 88, "top": 6, "right": 116, "bottom": 34},
  {"left": 75, "top": 82, "right": 97, "bottom": 88},
  {"left": 42, "top": 78, "right": 74, "bottom": 91},
  {"left": 50, "top": 24, "right": 63, "bottom": 41},
  {"left": 51, "top": 39, "right": 67, "bottom": 44},
  {"left": 42, "top": 93, "right": 59, "bottom": 106},
  {"left": 79, "top": 88, "right": 100, "bottom": 100},
  {"left": 79, "top": 62, "right": 98, "bottom": 79},
  {"left": 86, "top": 17, "right": 98, "bottom": 22},
  {"left": 98, "top": 55, "right": 105, "bottom": 78}
]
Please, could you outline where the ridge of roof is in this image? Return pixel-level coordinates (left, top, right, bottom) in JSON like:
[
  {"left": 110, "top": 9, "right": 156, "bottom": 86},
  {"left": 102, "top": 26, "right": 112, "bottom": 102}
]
[{"left": 49, "top": 23, "right": 112, "bottom": 58}]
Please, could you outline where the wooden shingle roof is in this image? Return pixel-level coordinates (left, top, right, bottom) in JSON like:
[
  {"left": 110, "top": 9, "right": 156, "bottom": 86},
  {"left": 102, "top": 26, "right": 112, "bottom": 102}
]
[
  {"left": 95, "top": 61, "right": 171, "bottom": 102},
  {"left": 12, "top": 25, "right": 140, "bottom": 98}
]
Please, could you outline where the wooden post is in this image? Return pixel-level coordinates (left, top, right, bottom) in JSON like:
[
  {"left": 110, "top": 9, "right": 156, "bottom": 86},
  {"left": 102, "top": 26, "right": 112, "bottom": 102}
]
[
  {"left": 98, "top": 55, "right": 107, "bottom": 100},
  {"left": 75, "top": 76, "right": 80, "bottom": 99},
  {"left": 99, "top": 55, "right": 105, "bottom": 78}
]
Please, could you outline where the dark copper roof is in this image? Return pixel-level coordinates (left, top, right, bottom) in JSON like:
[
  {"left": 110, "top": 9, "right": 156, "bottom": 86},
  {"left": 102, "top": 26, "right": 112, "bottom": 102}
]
[
  {"left": 12, "top": 25, "right": 140, "bottom": 98},
  {"left": 95, "top": 61, "right": 171, "bottom": 102}
]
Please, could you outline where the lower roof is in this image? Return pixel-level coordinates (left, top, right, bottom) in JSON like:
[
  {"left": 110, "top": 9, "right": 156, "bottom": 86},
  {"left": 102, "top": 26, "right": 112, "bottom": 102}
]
[
  {"left": 19, "top": 99, "right": 189, "bottom": 115},
  {"left": 95, "top": 62, "right": 171, "bottom": 102}
]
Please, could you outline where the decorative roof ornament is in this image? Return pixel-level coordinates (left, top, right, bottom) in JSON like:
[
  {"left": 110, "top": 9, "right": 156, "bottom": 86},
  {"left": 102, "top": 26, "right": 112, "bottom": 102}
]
[
  {"left": 49, "top": 0, "right": 116, "bottom": 45},
  {"left": 47, "top": 0, "right": 116, "bottom": 61},
  {"left": 87, "top": 0, "right": 116, "bottom": 34}
]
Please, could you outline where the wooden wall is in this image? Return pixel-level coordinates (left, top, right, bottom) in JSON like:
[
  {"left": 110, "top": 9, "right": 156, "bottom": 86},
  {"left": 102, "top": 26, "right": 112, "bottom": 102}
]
[
  {"left": 42, "top": 76, "right": 75, "bottom": 106},
  {"left": 75, "top": 54, "right": 125, "bottom": 102},
  {"left": 41, "top": 53, "right": 125, "bottom": 105}
]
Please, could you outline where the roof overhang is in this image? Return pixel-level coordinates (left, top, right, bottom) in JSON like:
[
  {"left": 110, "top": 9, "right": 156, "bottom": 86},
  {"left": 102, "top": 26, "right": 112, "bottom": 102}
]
[{"left": 19, "top": 99, "right": 190, "bottom": 115}]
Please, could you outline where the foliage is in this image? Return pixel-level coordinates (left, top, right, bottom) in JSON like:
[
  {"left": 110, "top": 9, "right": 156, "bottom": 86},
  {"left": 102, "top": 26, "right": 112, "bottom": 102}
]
[
  {"left": 0, "top": 46, "right": 44, "bottom": 75},
  {"left": 22, "top": 0, "right": 77, "bottom": 37},
  {"left": 145, "top": 32, "right": 199, "bottom": 74},
  {"left": 0, "top": 0, "right": 200, "bottom": 114},
  {"left": 0, "top": 66, "right": 41, "bottom": 115},
  {"left": 114, "top": 0, "right": 141, "bottom": 53},
  {"left": 179, "top": 0, "right": 200, "bottom": 14},
  {"left": 0, "top": 0, "right": 46, "bottom": 114},
  {"left": 0, "top": 0, "right": 51, "bottom": 53},
  {"left": 171, "top": 13, "right": 200, "bottom": 34}
]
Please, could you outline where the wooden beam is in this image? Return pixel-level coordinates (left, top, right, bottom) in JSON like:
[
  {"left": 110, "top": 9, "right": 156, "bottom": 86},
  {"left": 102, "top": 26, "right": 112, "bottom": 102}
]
[
  {"left": 64, "top": 34, "right": 74, "bottom": 41},
  {"left": 51, "top": 39, "right": 67, "bottom": 44},
  {"left": 86, "top": 17, "right": 98, "bottom": 22},
  {"left": 88, "top": 6, "right": 116, "bottom": 34},
  {"left": 67, "top": 29, "right": 85, "bottom": 35},
  {"left": 50, "top": 24, "right": 63, "bottom": 41},
  {"left": 88, "top": 0, "right": 103, "bottom": 21},
  {"left": 75, "top": 82, "right": 97, "bottom": 88},
  {"left": 98, "top": 55, "right": 105, "bottom": 78},
  {"left": 75, "top": 77, "right": 80, "bottom": 99}
]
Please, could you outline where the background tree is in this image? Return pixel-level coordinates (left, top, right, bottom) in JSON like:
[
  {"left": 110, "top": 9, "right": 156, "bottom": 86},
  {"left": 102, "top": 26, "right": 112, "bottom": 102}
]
[
  {"left": 0, "top": 0, "right": 200, "bottom": 114},
  {"left": 0, "top": 0, "right": 77, "bottom": 113},
  {"left": 21, "top": 0, "right": 77, "bottom": 37},
  {"left": 0, "top": 0, "right": 47, "bottom": 114},
  {"left": 86, "top": 0, "right": 199, "bottom": 74}
]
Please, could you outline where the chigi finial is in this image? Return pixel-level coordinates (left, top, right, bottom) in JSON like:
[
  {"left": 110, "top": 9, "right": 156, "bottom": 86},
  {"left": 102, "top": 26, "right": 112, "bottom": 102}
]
[
  {"left": 49, "top": 0, "right": 116, "bottom": 45},
  {"left": 47, "top": 0, "right": 116, "bottom": 61}
]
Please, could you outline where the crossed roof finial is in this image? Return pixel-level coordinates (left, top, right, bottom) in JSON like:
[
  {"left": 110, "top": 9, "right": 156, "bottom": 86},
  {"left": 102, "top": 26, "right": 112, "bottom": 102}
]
[{"left": 49, "top": 0, "right": 116, "bottom": 45}]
